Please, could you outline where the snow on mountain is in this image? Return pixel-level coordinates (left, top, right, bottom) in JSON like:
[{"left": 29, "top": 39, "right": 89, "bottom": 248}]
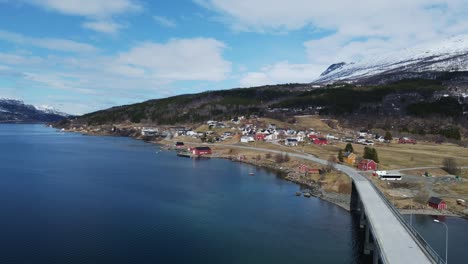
[
  {"left": 316, "top": 35, "right": 468, "bottom": 84},
  {"left": 0, "top": 98, "right": 70, "bottom": 123},
  {"left": 34, "top": 105, "right": 70, "bottom": 117}
]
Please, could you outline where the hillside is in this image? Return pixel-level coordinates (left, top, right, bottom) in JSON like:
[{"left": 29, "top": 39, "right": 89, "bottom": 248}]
[
  {"left": 60, "top": 79, "right": 468, "bottom": 140},
  {"left": 0, "top": 98, "right": 69, "bottom": 123}
]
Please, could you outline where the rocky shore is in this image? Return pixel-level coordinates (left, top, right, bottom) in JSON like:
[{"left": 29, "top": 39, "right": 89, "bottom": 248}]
[{"left": 55, "top": 125, "right": 464, "bottom": 218}]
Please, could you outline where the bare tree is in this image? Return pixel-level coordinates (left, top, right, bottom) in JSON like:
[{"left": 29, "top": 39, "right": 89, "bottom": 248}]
[
  {"left": 326, "top": 155, "right": 337, "bottom": 173},
  {"left": 443, "top": 157, "right": 460, "bottom": 175}
]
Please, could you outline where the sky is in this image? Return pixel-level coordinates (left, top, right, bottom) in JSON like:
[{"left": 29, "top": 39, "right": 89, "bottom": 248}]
[{"left": 0, "top": 0, "right": 467, "bottom": 114}]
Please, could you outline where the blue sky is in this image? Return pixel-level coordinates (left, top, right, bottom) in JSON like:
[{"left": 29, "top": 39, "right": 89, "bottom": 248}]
[{"left": 0, "top": 0, "right": 467, "bottom": 114}]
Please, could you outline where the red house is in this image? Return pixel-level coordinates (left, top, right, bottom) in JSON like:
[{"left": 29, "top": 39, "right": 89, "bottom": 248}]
[
  {"left": 358, "top": 159, "right": 377, "bottom": 171},
  {"left": 308, "top": 134, "right": 318, "bottom": 139},
  {"left": 428, "top": 197, "right": 447, "bottom": 210},
  {"left": 313, "top": 137, "right": 328, "bottom": 145},
  {"left": 191, "top": 147, "right": 212, "bottom": 155},
  {"left": 255, "top": 133, "right": 266, "bottom": 141}
]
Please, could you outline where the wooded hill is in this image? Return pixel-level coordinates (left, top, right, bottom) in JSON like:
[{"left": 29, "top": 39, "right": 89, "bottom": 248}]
[{"left": 62, "top": 79, "right": 468, "bottom": 140}]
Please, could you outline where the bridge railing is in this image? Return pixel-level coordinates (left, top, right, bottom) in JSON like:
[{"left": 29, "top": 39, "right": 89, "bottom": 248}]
[{"left": 367, "top": 179, "right": 446, "bottom": 264}]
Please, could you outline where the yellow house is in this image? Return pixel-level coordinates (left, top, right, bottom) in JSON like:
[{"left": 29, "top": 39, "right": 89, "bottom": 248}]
[{"left": 343, "top": 152, "right": 356, "bottom": 165}]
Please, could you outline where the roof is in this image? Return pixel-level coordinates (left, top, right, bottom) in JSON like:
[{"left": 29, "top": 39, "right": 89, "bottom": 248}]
[
  {"left": 194, "top": 146, "right": 211, "bottom": 150},
  {"left": 428, "top": 197, "right": 444, "bottom": 204},
  {"left": 287, "top": 138, "right": 298, "bottom": 142},
  {"left": 343, "top": 152, "right": 355, "bottom": 157},
  {"left": 359, "top": 159, "right": 375, "bottom": 164},
  {"left": 175, "top": 141, "right": 184, "bottom": 145}
]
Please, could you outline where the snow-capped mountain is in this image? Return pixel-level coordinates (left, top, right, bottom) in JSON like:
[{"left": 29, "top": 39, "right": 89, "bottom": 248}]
[
  {"left": 34, "top": 105, "right": 70, "bottom": 117},
  {"left": 315, "top": 35, "right": 468, "bottom": 84},
  {"left": 0, "top": 98, "right": 70, "bottom": 123}
]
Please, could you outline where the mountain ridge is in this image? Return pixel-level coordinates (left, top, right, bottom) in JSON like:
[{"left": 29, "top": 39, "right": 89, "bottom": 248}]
[
  {"left": 315, "top": 35, "right": 468, "bottom": 84},
  {"left": 0, "top": 98, "right": 70, "bottom": 123}
]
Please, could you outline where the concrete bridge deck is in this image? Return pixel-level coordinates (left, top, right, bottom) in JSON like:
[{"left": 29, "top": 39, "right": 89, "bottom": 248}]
[{"left": 214, "top": 144, "right": 439, "bottom": 263}]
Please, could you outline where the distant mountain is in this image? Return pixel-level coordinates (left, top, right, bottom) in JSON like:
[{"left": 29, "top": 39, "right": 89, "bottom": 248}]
[
  {"left": 0, "top": 98, "right": 70, "bottom": 123},
  {"left": 315, "top": 35, "right": 468, "bottom": 84}
]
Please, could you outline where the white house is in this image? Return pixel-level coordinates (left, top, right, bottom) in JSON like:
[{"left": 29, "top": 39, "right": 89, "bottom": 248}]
[
  {"left": 265, "top": 134, "right": 277, "bottom": 141},
  {"left": 241, "top": 136, "right": 255, "bottom": 143},
  {"left": 186, "top": 131, "right": 198, "bottom": 137},
  {"left": 285, "top": 138, "right": 299, "bottom": 146}
]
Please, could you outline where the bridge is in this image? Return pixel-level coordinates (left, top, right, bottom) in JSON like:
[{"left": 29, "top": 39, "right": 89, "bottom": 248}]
[{"left": 215, "top": 144, "right": 446, "bottom": 264}]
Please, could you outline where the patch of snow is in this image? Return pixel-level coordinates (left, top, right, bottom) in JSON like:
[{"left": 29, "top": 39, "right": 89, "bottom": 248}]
[
  {"left": 316, "top": 35, "right": 468, "bottom": 83},
  {"left": 34, "top": 104, "right": 70, "bottom": 117}
]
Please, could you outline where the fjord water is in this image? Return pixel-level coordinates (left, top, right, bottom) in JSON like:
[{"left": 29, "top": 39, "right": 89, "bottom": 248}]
[
  {"left": 0, "top": 125, "right": 361, "bottom": 264},
  {"left": 2, "top": 125, "right": 467, "bottom": 264}
]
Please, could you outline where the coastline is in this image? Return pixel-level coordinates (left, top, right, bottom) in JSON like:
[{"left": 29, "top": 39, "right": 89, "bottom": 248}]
[{"left": 55, "top": 126, "right": 465, "bottom": 219}]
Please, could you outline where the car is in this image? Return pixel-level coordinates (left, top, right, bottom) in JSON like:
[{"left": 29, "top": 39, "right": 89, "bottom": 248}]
[{"left": 364, "top": 140, "right": 374, "bottom": 146}]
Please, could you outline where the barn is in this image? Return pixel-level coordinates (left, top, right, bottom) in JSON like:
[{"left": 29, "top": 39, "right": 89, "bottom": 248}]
[
  {"left": 313, "top": 138, "right": 328, "bottom": 145},
  {"left": 191, "top": 147, "right": 212, "bottom": 155},
  {"left": 428, "top": 197, "right": 447, "bottom": 210},
  {"left": 255, "top": 133, "right": 266, "bottom": 141},
  {"left": 358, "top": 159, "right": 377, "bottom": 171}
]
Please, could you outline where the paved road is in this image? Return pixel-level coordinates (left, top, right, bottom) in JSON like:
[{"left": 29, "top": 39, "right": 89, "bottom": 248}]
[{"left": 205, "top": 143, "right": 434, "bottom": 264}]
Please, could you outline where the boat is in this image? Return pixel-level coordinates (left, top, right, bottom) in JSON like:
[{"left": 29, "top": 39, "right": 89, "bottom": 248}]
[
  {"left": 295, "top": 192, "right": 301, "bottom": 196},
  {"left": 303, "top": 192, "right": 311, "bottom": 198},
  {"left": 176, "top": 150, "right": 192, "bottom": 158},
  {"left": 249, "top": 172, "right": 255, "bottom": 175}
]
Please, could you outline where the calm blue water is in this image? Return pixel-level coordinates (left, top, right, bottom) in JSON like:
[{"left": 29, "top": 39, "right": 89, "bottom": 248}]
[
  {"left": 403, "top": 214, "right": 468, "bottom": 264},
  {"left": 0, "top": 125, "right": 363, "bottom": 264}
]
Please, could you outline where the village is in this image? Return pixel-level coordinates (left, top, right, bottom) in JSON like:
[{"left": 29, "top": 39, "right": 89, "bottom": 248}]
[{"left": 65, "top": 114, "right": 468, "bottom": 218}]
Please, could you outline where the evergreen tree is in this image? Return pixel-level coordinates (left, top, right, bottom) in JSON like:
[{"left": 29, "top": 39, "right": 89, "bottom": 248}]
[
  {"left": 371, "top": 148, "right": 380, "bottom": 163},
  {"left": 338, "top": 149, "right": 344, "bottom": 162},
  {"left": 384, "top": 131, "right": 393, "bottom": 141},
  {"left": 344, "top": 143, "right": 354, "bottom": 153},
  {"left": 363, "top": 147, "right": 372, "bottom": 160},
  {"left": 363, "top": 147, "right": 380, "bottom": 163}
]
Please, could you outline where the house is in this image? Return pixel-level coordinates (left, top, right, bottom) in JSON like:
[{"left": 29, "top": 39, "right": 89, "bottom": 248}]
[
  {"left": 191, "top": 147, "right": 212, "bottom": 156},
  {"left": 359, "top": 130, "right": 368, "bottom": 137},
  {"left": 313, "top": 138, "right": 328, "bottom": 145},
  {"left": 241, "top": 136, "right": 255, "bottom": 143},
  {"left": 175, "top": 142, "right": 185, "bottom": 149},
  {"left": 285, "top": 138, "right": 299, "bottom": 146},
  {"left": 356, "top": 136, "right": 366, "bottom": 144},
  {"left": 268, "top": 124, "right": 277, "bottom": 130},
  {"left": 308, "top": 134, "right": 318, "bottom": 140},
  {"left": 141, "top": 127, "right": 158, "bottom": 136},
  {"left": 358, "top": 159, "right": 377, "bottom": 171},
  {"left": 343, "top": 152, "right": 356, "bottom": 165},
  {"left": 265, "top": 133, "right": 277, "bottom": 141},
  {"left": 428, "top": 197, "right": 447, "bottom": 210},
  {"left": 399, "top": 137, "right": 417, "bottom": 144},
  {"left": 255, "top": 133, "right": 266, "bottom": 141},
  {"left": 186, "top": 131, "right": 198, "bottom": 137}
]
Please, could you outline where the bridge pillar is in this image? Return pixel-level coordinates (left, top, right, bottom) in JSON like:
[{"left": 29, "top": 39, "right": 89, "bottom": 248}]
[
  {"left": 364, "top": 224, "right": 374, "bottom": 255},
  {"left": 373, "top": 247, "right": 380, "bottom": 264},
  {"left": 350, "top": 181, "right": 360, "bottom": 212},
  {"left": 359, "top": 203, "right": 366, "bottom": 228}
]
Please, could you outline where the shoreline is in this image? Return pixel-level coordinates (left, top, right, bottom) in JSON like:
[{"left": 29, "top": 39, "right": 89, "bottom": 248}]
[{"left": 56, "top": 126, "right": 465, "bottom": 219}]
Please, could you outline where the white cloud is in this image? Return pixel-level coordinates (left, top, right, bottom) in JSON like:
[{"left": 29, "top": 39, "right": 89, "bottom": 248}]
[
  {"left": 117, "top": 38, "right": 231, "bottom": 81},
  {"left": 26, "top": 0, "right": 141, "bottom": 17},
  {"left": 0, "top": 29, "right": 98, "bottom": 53},
  {"left": 153, "top": 16, "right": 177, "bottom": 28},
  {"left": 23, "top": 0, "right": 141, "bottom": 33},
  {"left": 82, "top": 20, "right": 123, "bottom": 34},
  {"left": 198, "top": 0, "right": 468, "bottom": 84},
  {"left": 240, "top": 62, "right": 325, "bottom": 87},
  {"left": 0, "top": 37, "right": 232, "bottom": 113}
]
